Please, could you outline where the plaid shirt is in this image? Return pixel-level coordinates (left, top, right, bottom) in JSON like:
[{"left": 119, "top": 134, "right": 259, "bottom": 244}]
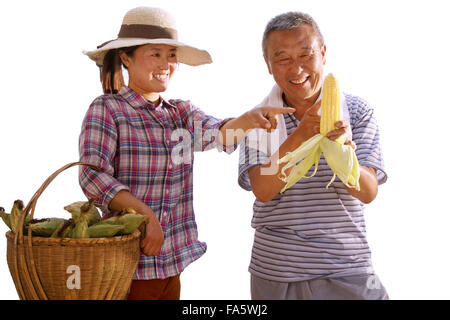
[{"left": 79, "top": 86, "right": 233, "bottom": 279}]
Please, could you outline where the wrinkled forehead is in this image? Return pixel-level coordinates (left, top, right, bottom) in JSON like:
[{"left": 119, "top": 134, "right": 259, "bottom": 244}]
[{"left": 266, "top": 26, "right": 322, "bottom": 57}]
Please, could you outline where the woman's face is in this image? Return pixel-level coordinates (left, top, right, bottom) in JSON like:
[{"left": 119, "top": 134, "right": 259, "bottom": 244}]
[{"left": 120, "top": 43, "right": 178, "bottom": 98}]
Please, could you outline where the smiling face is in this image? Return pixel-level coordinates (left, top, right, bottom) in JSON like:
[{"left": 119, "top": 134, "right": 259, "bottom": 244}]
[
  {"left": 120, "top": 43, "right": 178, "bottom": 103},
  {"left": 264, "top": 24, "right": 326, "bottom": 109}
]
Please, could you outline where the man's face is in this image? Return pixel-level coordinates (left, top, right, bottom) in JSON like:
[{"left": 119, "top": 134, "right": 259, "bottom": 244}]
[{"left": 264, "top": 25, "right": 326, "bottom": 107}]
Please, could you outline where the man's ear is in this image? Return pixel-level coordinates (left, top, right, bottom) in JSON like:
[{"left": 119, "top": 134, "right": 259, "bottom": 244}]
[
  {"left": 321, "top": 44, "right": 327, "bottom": 66},
  {"left": 264, "top": 55, "right": 273, "bottom": 75}
]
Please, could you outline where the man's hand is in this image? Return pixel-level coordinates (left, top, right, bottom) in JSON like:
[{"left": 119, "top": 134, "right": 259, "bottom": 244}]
[
  {"left": 325, "top": 120, "right": 380, "bottom": 203},
  {"left": 294, "top": 100, "right": 322, "bottom": 142},
  {"left": 326, "top": 120, "right": 356, "bottom": 149}
]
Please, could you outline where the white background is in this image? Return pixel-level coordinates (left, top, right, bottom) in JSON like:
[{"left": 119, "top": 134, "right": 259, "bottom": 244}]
[{"left": 0, "top": 0, "right": 449, "bottom": 300}]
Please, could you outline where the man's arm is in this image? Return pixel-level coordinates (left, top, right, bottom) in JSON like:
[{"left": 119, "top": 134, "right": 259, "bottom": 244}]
[
  {"left": 345, "top": 166, "right": 378, "bottom": 204},
  {"left": 327, "top": 120, "right": 379, "bottom": 204},
  {"left": 249, "top": 108, "right": 379, "bottom": 204},
  {"left": 248, "top": 102, "right": 322, "bottom": 202}
]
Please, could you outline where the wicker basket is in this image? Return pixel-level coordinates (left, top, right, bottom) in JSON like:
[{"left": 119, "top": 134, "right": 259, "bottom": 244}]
[{"left": 5, "top": 162, "right": 141, "bottom": 300}]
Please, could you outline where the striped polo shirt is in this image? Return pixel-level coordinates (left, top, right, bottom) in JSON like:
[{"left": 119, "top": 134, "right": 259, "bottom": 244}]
[{"left": 238, "top": 93, "right": 387, "bottom": 282}]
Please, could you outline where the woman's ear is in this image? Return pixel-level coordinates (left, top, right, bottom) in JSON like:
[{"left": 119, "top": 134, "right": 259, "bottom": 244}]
[{"left": 118, "top": 50, "right": 130, "bottom": 68}]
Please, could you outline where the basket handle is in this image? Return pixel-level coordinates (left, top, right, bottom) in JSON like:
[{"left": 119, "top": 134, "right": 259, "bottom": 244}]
[
  {"left": 11, "top": 162, "right": 102, "bottom": 300},
  {"left": 14, "top": 161, "right": 102, "bottom": 244}
]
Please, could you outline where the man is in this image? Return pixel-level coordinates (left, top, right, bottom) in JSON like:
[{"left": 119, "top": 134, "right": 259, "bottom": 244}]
[{"left": 238, "top": 11, "right": 389, "bottom": 299}]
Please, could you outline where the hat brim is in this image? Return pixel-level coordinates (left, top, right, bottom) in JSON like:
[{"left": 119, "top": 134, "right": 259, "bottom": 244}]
[{"left": 83, "top": 38, "right": 212, "bottom": 66}]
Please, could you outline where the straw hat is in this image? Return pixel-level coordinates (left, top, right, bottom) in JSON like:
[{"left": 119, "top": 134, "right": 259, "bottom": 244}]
[{"left": 84, "top": 7, "right": 212, "bottom": 66}]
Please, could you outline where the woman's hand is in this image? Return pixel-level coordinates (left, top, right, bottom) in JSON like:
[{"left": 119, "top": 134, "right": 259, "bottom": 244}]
[
  {"left": 140, "top": 214, "right": 164, "bottom": 256},
  {"left": 219, "top": 106, "right": 295, "bottom": 146},
  {"left": 244, "top": 106, "right": 296, "bottom": 131},
  {"left": 109, "top": 190, "right": 164, "bottom": 256}
]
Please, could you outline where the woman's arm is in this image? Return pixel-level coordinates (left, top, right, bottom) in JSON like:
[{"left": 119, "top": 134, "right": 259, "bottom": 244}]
[
  {"left": 79, "top": 98, "right": 164, "bottom": 256},
  {"left": 218, "top": 106, "right": 295, "bottom": 146},
  {"left": 109, "top": 190, "right": 164, "bottom": 256}
]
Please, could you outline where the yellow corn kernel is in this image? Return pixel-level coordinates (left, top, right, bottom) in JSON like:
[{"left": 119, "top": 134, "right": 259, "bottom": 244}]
[{"left": 320, "top": 73, "right": 341, "bottom": 135}]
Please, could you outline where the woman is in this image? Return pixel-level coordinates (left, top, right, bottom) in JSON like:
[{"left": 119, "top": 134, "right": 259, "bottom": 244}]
[{"left": 79, "top": 7, "right": 294, "bottom": 300}]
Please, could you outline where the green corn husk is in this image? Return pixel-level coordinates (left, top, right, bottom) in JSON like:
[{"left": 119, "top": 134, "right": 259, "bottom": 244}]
[
  {"left": 64, "top": 200, "right": 101, "bottom": 226},
  {"left": 94, "top": 216, "right": 120, "bottom": 226},
  {"left": 59, "top": 219, "right": 75, "bottom": 238},
  {"left": 51, "top": 219, "right": 73, "bottom": 238},
  {"left": 71, "top": 216, "right": 89, "bottom": 238},
  {"left": 65, "top": 199, "right": 99, "bottom": 238},
  {"left": 92, "top": 210, "right": 148, "bottom": 236},
  {"left": 10, "top": 200, "right": 26, "bottom": 234},
  {"left": 27, "top": 218, "right": 67, "bottom": 237},
  {"left": 117, "top": 213, "right": 149, "bottom": 235},
  {"left": 0, "top": 207, "right": 12, "bottom": 230},
  {"left": 87, "top": 224, "right": 125, "bottom": 238}
]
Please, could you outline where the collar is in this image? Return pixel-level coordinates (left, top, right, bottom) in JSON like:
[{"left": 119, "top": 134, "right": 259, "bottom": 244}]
[{"left": 118, "top": 86, "right": 177, "bottom": 110}]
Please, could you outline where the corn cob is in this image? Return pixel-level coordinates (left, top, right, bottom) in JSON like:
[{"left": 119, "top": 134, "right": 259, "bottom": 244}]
[
  {"left": 59, "top": 219, "right": 75, "bottom": 238},
  {"left": 278, "top": 73, "right": 360, "bottom": 192},
  {"left": 10, "top": 200, "right": 25, "bottom": 234},
  {"left": 92, "top": 210, "right": 149, "bottom": 235},
  {"left": 320, "top": 74, "right": 341, "bottom": 136},
  {"left": 51, "top": 219, "right": 73, "bottom": 238},
  {"left": 117, "top": 213, "right": 149, "bottom": 235},
  {"left": 71, "top": 217, "right": 89, "bottom": 238},
  {"left": 64, "top": 199, "right": 101, "bottom": 226},
  {"left": 95, "top": 216, "right": 120, "bottom": 225},
  {"left": 63, "top": 199, "right": 101, "bottom": 238},
  {"left": 0, "top": 207, "right": 12, "bottom": 230},
  {"left": 27, "top": 218, "right": 67, "bottom": 237},
  {"left": 87, "top": 224, "right": 125, "bottom": 238}
]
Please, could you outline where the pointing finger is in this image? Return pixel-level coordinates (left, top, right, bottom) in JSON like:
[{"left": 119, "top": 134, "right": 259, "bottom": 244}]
[
  {"left": 276, "top": 107, "right": 296, "bottom": 114},
  {"left": 264, "top": 106, "right": 296, "bottom": 115}
]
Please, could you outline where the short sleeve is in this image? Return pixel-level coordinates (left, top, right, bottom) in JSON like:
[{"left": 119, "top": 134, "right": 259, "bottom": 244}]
[
  {"left": 237, "top": 133, "right": 270, "bottom": 191},
  {"left": 347, "top": 95, "right": 388, "bottom": 185}
]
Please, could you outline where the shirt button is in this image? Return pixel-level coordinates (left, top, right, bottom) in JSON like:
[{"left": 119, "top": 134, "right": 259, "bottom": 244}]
[{"left": 163, "top": 211, "right": 167, "bottom": 217}]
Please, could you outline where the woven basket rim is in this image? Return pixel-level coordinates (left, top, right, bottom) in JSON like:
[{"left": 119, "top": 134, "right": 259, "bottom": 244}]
[
  {"left": 7, "top": 162, "right": 143, "bottom": 300},
  {"left": 6, "top": 229, "right": 141, "bottom": 246}
]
